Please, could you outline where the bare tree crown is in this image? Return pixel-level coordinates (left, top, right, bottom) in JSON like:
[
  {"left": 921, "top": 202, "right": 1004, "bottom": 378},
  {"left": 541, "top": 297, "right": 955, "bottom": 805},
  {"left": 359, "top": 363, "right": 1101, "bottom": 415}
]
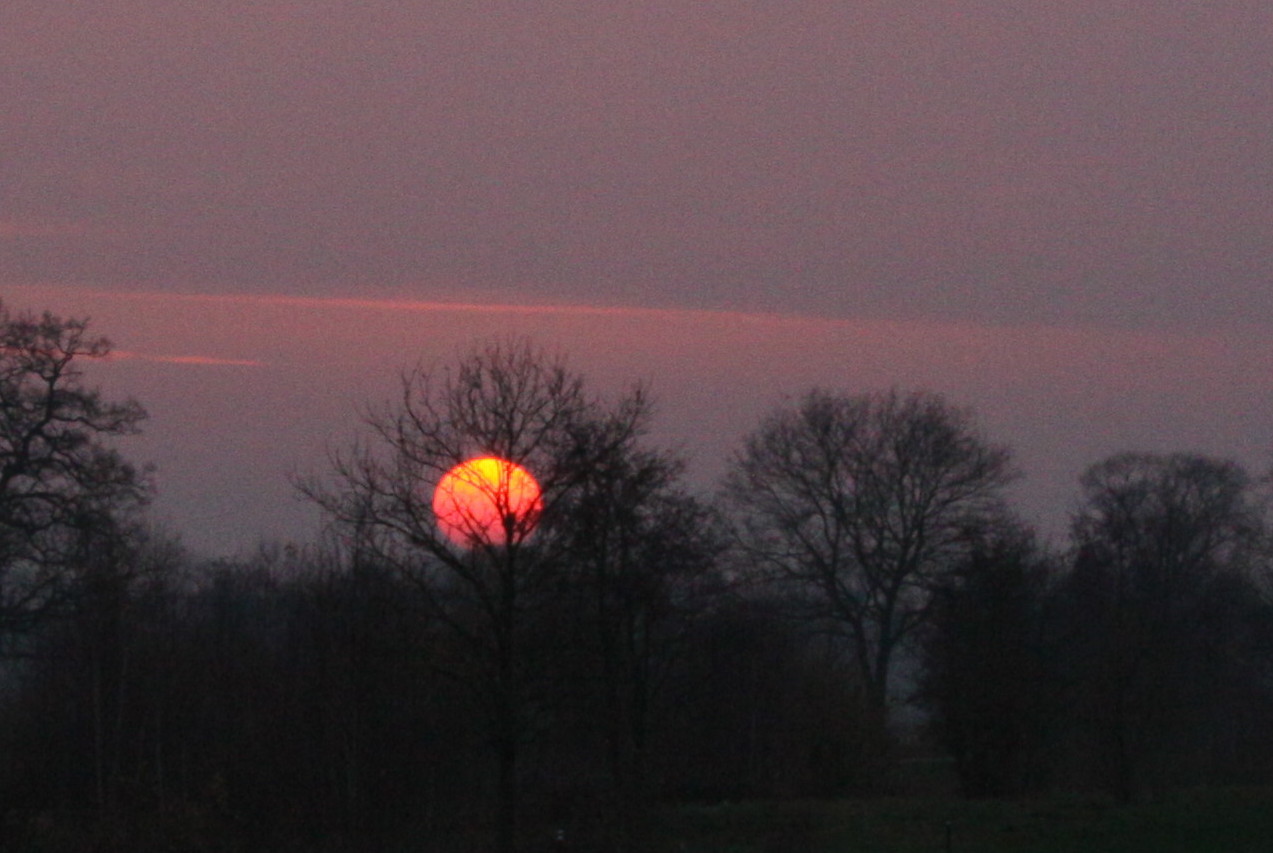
[
  {"left": 725, "top": 387, "right": 1016, "bottom": 715},
  {"left": 0, "top": 301, "right": 150, "bottom": 632}
]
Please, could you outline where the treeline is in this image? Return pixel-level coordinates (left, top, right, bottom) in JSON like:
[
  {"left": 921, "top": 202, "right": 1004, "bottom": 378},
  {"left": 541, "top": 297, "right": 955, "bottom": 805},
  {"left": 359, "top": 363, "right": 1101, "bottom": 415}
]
[
  {"left": 2, "top": 540, "right": 873, "bottom": 850},
  {"left": 2, "top": 302, "right": 1273, "bottom": 851}
]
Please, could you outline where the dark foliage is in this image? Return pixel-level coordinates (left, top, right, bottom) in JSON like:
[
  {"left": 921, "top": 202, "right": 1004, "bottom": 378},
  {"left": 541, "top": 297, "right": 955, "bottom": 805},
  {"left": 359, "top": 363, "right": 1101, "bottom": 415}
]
[
  {"left": 7, "top": 310, "right": 1273, "bottom": 850},
  {"left": 1055, "top": 453, "right": 1273, "bottom": 800},
  {"left": 918, "top": 523, "right": 1059, "bottom": 796}
]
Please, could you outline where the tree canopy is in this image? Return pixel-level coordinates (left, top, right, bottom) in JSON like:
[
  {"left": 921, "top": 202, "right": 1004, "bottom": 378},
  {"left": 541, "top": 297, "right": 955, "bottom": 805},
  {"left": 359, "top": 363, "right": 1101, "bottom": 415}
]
[
  {"left": 725, "top": 388, "right": 1017, "bottom": 719},
  {"left": 0, "top": 301, "right": 149, "bottom": 636}
]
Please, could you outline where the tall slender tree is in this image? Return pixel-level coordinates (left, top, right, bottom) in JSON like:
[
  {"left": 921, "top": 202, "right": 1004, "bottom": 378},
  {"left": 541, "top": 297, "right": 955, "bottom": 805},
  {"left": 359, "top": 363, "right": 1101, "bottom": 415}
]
[{"left": 557, "top": 441, "right": 724, "bottom": 812}]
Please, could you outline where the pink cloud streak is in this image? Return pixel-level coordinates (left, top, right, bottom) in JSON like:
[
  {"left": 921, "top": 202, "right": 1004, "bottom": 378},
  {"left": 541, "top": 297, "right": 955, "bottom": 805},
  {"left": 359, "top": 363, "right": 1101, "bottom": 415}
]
[
  {"left": 7, "top": 283, "right": 1272, "bottom": 554},
  {"left": 107, "top": 350, "right": 265, "bottom": 367},
  {"left": 0, "top": 220, "right": 107, "bottom": 239}
]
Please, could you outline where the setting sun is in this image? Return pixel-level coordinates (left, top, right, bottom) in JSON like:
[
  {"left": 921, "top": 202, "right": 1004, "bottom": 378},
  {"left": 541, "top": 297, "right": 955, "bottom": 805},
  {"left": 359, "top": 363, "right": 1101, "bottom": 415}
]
[{"left": 431, "top": 456, "right": 543, "bottom": 547}]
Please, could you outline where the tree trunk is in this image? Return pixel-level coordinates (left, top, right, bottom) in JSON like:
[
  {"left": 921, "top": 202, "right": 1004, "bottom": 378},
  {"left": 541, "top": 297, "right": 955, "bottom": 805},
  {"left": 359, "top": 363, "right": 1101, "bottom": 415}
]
[{"left": 495, "top": 732, "right": 518, "bottom": 853}]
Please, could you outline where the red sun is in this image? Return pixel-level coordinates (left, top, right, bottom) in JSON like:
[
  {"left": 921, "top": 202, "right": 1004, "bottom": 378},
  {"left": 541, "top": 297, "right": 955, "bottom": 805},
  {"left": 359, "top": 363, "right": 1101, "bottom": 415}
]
[{"left": 431, "top": 456, "right": 543, "bottom": 547}]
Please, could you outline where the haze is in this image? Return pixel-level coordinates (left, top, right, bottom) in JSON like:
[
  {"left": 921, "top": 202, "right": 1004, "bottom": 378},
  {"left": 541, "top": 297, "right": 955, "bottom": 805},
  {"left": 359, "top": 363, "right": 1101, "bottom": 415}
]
[{"left": 3, "top": 2, "right": 1272, "bottom": 555}]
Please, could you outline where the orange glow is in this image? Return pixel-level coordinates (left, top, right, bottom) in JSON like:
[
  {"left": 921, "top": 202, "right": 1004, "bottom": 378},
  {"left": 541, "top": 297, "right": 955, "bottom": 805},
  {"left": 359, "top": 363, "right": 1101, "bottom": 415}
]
[{"left": 431, "top": 457, "right": 542, "bottom": 547}]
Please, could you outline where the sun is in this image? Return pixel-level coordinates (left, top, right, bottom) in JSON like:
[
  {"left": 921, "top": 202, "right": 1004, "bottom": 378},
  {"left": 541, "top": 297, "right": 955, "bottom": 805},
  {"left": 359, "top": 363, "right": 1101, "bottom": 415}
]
[{"left": 432, "top": 456, "right": 543, "bottom": 547}]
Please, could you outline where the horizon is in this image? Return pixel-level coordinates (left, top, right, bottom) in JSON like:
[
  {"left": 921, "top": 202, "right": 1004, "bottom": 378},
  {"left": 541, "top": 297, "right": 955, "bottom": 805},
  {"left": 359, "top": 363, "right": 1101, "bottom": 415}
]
[{"left": 7, "top": 283, "right": 1271, "bottom": 558}]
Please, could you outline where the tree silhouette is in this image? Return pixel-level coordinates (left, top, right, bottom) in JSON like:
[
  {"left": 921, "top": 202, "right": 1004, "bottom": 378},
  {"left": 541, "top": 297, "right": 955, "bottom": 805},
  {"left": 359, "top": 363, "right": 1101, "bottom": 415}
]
[
  {"left": 1063, "top": 452, "right": 1269, "bottom": 800},
  {"left": 555, "top": 440, "right": 724, "bottom": 822},
  {"left": 725, "top": 388, "right": 1015, "bottom": 765},
  {"left": 301, "top": 339, "right": 659, "bottom": 852},
  {"left": 919, "top": 521, "right": 1056, "bottom": 796},
  {"left": 0, "top": 301, "right": 149, "bottom": 641}
]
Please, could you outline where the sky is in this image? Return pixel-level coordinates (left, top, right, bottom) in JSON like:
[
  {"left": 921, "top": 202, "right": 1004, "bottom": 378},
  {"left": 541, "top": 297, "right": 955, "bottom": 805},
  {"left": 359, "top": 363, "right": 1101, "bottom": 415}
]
[{"left": 3, "top": 2, "right": 1273, "bottom": 556}]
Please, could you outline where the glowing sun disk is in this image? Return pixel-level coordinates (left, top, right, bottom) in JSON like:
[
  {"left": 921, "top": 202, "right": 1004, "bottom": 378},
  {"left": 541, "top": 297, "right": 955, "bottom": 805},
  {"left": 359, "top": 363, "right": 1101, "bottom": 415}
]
[{"left": 431, "top": 456, "right": 542, "bottom": 547}]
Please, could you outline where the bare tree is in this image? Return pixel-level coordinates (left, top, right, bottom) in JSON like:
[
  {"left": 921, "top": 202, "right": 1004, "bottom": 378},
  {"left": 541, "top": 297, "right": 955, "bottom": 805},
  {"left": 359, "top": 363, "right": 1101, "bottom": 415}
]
[
  {"left": 724, "top": 389, "right": 1015, "bottom": 738},
  {"left": 1071, "top": 453, "right": 1264, "bottom": 596},
  {"left": 0, "top": 301, "right": 149, "bottom": 639},
  {"left": 300, "top": 339, "right": 652, "bottom": 853},
  {"left": 556, "top": 442, "right": 724, "bottom": 816},
  {"left": 1064, "top": 452, "right": 1268, "bottom": 799}
]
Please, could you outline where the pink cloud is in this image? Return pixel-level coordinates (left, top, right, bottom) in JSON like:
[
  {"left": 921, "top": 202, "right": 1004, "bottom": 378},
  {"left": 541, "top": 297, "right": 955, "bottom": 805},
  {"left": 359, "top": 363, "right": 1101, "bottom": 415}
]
[
  {"left": 0, "top": 220, "right": 102, "bottom": 239},
  {"left": 8, "top": 283, "right": 1272, "bottom": 554},
  {"left": 108, "top": 350, "right": 265, "bottom": 367}
]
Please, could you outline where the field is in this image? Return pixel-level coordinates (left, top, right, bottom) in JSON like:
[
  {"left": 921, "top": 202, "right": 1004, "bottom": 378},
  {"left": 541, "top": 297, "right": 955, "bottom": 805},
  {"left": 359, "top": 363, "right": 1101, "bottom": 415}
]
[
  {"left": 14, "top": 788, "right": 1273, "bottom": 851},
  {"left": 632, "top": 788, "right": 1273, "bottom": 853}
]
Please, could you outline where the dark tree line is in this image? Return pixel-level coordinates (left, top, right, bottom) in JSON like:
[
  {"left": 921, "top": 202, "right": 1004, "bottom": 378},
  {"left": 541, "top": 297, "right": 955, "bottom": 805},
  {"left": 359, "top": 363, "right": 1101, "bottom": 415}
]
[
  {"left": 919, "top": 453, "right": 1273, "bottom": 801},
  {"left": 4, "top": 304, "right": 1273, "bottom": 851}
]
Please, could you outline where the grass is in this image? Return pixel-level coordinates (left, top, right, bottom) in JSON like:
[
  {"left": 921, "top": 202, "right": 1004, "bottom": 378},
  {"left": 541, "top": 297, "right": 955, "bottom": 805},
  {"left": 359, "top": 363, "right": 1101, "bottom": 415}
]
[
  {"left": 17, "top": 788, "right": 1273, "bottom": 851},
  {"left": 637, "top": 787, "right": 1273, "bottom": 853}
]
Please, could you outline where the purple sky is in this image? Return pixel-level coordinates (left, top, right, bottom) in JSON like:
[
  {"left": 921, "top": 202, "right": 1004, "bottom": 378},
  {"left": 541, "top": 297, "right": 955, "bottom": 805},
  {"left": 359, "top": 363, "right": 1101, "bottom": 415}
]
[{"left": 4, "top": 3, "right": 1273, "bottom": 555}]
